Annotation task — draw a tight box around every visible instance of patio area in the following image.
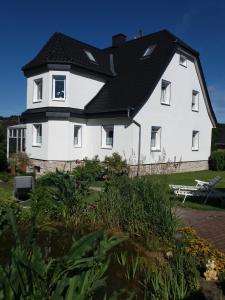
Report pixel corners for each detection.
[178,207,225,252]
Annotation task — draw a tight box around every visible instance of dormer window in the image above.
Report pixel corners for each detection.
[179,55,187,67]
[52,75,66,100]
[142,45,156,58]
[84,50,96,62]
[33,78,42,102]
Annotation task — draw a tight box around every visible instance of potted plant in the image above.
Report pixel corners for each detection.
[9,153,18,176]
[17,152,31,173]
[9,152,31,175]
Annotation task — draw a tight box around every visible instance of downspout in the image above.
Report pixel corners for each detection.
[127,108,141,176]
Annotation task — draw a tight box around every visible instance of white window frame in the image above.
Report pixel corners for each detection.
[151,126,161,151]
[192,130,199,151]
[161,80,171,105]
[74,125,82,148]
[179,55,187,67]
[192,90,199,112]
[101,125,114,149]
[33,78,43,102]
[52,75,66,101]
[33,124,42,147]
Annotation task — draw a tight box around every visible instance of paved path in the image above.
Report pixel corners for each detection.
[177,207,225,252]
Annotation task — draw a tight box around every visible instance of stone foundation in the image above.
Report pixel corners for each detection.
[30,159,82,175]
[30,158,209,177]
[129,160,209,177]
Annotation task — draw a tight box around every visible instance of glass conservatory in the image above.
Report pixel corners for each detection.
[7,124,26,159]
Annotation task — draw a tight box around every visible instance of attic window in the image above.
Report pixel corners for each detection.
[84,50,96,62]
[180,55,187,67]
[142,45,156,58]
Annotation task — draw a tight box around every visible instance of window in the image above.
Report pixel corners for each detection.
[161,80,171,105]
[142,45,156,58]
[192,131,199,151]
[74,125,82,147]
[33,79,42,102]
[151,126,161,151]
[33,124,42,146]
[192,90,199,111]
[84,50,96,62]
[102,125,114,148]
[52,75,66,100]
[179,55,187,67]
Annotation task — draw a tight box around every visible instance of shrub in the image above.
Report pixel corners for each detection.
[0,211,124,300]
[73,156,104,189]
[30,185,62,221]
[0,190,30,229]
[94,176,178,240]
[32,170,82,219]
[103,152,129,177]
[0,172,11,183]
[209,150,225,170]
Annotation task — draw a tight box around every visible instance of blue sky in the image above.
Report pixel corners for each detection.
[1,0,225,122]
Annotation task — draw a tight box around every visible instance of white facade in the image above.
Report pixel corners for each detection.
[24,52,214,169]
[27,70,105,110]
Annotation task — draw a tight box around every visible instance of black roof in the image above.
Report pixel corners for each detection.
[22,30,216,126]
[22,32,113,77]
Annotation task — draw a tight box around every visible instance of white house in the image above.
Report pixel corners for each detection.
[16,30,216,175]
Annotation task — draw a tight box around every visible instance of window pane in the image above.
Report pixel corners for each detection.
[22,138,26,151]
[151,131,156,147]
[192,131,199,149]
[74,126,81,145]
[106,129,113,146]
[103,126,113,147]
[151,127,161,150]
[55,80,65,98]
[37,80,42,99]
[35,125,42,145]
[13,129,17,137]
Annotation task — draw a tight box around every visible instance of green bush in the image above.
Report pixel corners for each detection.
[103,152,129,177]
[0,211,124,300]
[73,156,105,189]
[0,172,11,183]
[31,170,82,219]
[0,190,30,229]
[94,176,178,240]
[209,150,225,170]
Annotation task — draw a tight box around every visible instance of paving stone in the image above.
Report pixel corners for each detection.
[177,207,225,252]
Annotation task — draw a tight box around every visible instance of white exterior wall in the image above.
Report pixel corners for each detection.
[27,70,105,109]
[134,52,213,164]
[26,118,136,162]
[25,52,214,166]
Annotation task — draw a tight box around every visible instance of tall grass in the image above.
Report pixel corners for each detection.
[94,176,179,241]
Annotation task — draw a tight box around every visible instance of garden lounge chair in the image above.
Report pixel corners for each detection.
[169,176,224,203]
[13,176,34,201]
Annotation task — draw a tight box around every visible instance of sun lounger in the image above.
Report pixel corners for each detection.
[169,176,224,203]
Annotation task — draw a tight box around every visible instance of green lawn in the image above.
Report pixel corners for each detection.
[150,170,225,210]
[151,170,225,188]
